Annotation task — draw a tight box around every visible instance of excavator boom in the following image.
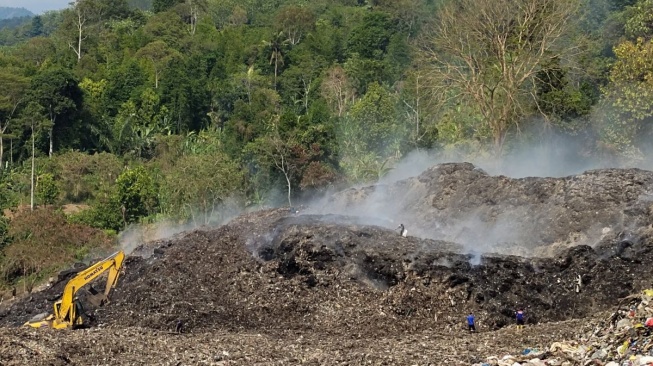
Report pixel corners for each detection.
[25,250,125,329]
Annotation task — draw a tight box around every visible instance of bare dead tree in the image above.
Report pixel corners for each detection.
[185,0,208,36]
[321,66,357,117]
[419,0,581,155]
[68,0,90,62]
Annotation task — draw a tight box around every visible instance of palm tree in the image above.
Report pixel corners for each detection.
[263,32,290,90]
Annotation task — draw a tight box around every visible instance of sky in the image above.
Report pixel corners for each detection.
[0,0,71,14]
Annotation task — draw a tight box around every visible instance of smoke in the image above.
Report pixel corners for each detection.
[117,197,248,257]
[115,116,653,262]
[302,122,653,260]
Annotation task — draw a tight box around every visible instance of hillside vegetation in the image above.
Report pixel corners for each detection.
[0,7,33,21]
[0,0,652,291]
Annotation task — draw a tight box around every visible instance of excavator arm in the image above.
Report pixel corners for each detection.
[26,250,125,329]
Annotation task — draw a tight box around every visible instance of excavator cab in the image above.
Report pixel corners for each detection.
[24,250,125,330]
[26,298,86,329]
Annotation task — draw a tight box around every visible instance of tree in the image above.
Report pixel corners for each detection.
[263,31,290,89]
[143,11,187,48]
[274,6,315,45]
[136,40,182,88]
[349,82,401,156]
[29,16,43,37]
[320,65,356,117]
[29,69,82,157]
[20,102,51,211]
[419,0,581,154]
[115,166,158,225]
[36,173,60,205]
[624,0,653,40]
[600,37,653,152]
[279,55,324,113]
[374,0,429,39]
[247,119,312,206]
[346,11,394,59]
[57,0,129,60]
[182,0,208,36]
[0,73,29,169]
[399,68,434,148]
[113,89,171,158]
[160,151,244,225]
[65,0,94,62]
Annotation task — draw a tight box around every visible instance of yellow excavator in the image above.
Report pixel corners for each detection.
[24,250,125,329]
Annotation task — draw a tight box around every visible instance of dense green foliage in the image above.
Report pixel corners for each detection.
[0,0,652,292]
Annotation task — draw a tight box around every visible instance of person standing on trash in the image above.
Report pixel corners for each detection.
[515,308,525,329]
[397,224,408,237]
[467,312,476,333]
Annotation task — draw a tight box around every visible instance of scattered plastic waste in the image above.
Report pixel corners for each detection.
[473,289,653,366]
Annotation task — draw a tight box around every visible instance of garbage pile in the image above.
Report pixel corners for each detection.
[474,290,653,366]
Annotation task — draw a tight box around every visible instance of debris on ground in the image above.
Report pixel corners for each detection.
[474,289,653,366]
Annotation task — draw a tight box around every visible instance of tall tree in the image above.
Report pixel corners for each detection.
[263,32,290,90]
[346,11,394,59]
[274,6,315,45]
[136,40,182,89]
[320,65,356,117]
[0,73,29,169]
[419,0,581,153]
[58,0,130,62]
[29,69,83,157]
[247,119,312,206]
[20,102,51,210]
[65,0,93,62]
[182,0,208,36]
[28,16,43,37]
[601,37,653,152]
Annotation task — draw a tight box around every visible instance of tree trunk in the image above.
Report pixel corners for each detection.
[30,125,35,211]
[77,20,82,62]
[285,171,292,207]
[49,127,53,158]
[274,57,278,91]
[75,8,83,62]
[0,136,4,170]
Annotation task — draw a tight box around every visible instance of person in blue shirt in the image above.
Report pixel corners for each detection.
[467,312,476,332]
[516,308,525,328]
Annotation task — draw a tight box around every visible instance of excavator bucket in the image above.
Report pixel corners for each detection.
[24,312,53,328]
[85,285,108,307]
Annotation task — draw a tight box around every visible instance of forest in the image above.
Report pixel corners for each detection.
[0,0,651,292]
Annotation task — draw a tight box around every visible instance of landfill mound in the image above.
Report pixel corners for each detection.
[2,162,653,365]
[322,163,653,256]
[99,210,653,333]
